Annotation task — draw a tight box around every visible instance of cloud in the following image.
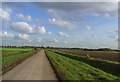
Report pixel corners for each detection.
[93,34,97,38]
[86,25,91,30]
[16,13,42,23]
[54,38,58,43]
[36,38,43,43]
[35,2,117,15]
[37,26,46,34]
[49,18,77,29]
[4,7,12,13]
[11,22,51,35]
[58,32,69,37]
[16,13,32,22]
[109,35,118,40]
[108,30,118,40]
[64,40,68,44]
[11,22,34,34]
[36,26,52,34]
[48,9,65,19]
[104,13,110,18]
[48,31,52,35]
[93,13,100,16]
[36,2,117,30]
[0,31,14,38]
[93,13,110,18]
[14,34,29,40]
[0,8,10,21]
[0,31,30,43]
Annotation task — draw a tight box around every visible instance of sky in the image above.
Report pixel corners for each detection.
[0,2,118,49]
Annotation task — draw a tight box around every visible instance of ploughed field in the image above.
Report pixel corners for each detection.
[53,49,120,62]
[45,49,120,80]
[1,48,37,71]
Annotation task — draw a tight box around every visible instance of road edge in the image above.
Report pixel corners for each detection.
[44,50,64,81]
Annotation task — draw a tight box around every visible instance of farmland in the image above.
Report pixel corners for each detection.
[45,50,120,80]
[1,48,37,72]
[53,49,120,76]
[1,47,120,80]
[53,49,120,62]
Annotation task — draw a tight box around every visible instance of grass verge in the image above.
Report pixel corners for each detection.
[2,48,38,73]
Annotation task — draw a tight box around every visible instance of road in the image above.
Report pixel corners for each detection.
[2,50,57,80]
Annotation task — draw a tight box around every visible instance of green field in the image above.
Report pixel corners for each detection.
[2,48,37,71]
[45,50,120,80]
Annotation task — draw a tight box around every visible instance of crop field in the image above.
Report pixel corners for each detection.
[53,50,120,76]
[53,49,120,62]
[1,48,37,71]
[45,50,120,80]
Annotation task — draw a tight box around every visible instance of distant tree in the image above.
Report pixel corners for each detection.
[46,46,50,49]
[34,47,37,50]
[97,48,111,51]
[41,46,44,49]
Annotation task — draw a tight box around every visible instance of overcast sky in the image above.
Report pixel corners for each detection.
[0,2,118,49]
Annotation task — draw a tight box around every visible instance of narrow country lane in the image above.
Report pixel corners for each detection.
[2,50,57,80]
